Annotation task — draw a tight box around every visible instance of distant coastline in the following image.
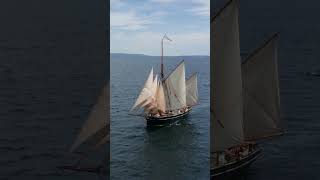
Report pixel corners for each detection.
[110,53,209,58]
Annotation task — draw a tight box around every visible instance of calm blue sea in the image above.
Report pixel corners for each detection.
[111,54,210,180]
[1,0,320,179]
[0,1,106,179]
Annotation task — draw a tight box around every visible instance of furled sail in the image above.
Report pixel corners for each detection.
[242,34,283,141]
[186,73,198,106]
[163,61,186,110]
[131,68,155,111]
[70,85,108,152]
[211,0,244,152]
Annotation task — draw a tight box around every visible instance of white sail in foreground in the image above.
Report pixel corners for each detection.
[186,73,198,106]
[164,61,186,110]
[70,85,108,152]
[131,68,155,111]
[211,0,244,152]
[242,34,282,141]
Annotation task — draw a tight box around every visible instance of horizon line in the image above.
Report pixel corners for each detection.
[110,52,210,57]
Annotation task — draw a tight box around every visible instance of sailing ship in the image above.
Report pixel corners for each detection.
[130,35,199,127]
[211,0,284,178]
[58,85,109,175]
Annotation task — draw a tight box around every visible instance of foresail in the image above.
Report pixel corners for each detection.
[152,74,158,96]
[186,73,198,106]
[163,61,186,110]
[242,34,282,141]
[70,85,108,152]
[130,68,154,111]
[211,0,244,152]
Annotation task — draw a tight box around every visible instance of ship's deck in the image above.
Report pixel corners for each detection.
[211,143,262,178]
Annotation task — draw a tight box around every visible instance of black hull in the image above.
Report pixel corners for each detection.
[146,108,191,127]
[211,147,262,179]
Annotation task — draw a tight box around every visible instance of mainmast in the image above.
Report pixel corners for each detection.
[161,34,172,79]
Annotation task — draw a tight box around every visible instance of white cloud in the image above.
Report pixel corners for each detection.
[111,31,209,56]
[151,0,176,3]
[110,11,153,30]
[110,0,209,55]
[111,8,166,31]
[189,0,210,17]
[110,0,125,9]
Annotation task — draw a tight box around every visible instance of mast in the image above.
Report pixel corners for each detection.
[161,34,172,79]
[161,37,164,79]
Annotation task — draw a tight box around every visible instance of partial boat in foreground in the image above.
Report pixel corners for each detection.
[130,35,198,127]
[211,0,284,178]
[58,85,109,175]
[211,143,262,178]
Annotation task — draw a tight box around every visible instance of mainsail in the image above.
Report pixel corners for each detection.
[70,85,108,152]
[186,73,198,106]
[211,0,244,152]
[242,34,283,141]
[156,81,166,112]
[163,61,187,110]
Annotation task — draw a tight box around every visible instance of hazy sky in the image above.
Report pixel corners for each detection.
[110,0,209,56]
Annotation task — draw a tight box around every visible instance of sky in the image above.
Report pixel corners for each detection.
[110,0,210,56]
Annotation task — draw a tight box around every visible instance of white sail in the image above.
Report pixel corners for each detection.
[144,101,157,113]
[152,74,158,96]
[186,73,198,106]
[70,85,108,152]
[156,82,166,112]
[211,0,244,152]
[163,61,186,110]
[131,68,154,111]
[242,34,282,141]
